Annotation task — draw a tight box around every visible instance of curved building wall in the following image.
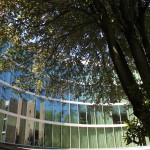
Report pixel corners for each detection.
[0,71,149,148]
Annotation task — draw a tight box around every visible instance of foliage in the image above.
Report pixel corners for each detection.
[0,0,150,145]
[124,118,147,146]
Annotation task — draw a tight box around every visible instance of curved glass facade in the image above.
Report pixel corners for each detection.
[0,71,149,149]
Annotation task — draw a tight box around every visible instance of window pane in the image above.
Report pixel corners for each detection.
[70,104,78,123]
[80,127,88,148]
[53,101,61,122]
[119,106,128,123]
[95,106,104,124]
[45,100,53,121]
[44,124,52,147]
[62,103,69,123]
[71,127,79,148]
[105,128,115,148]
[79,105,86,124]
[5,115,17,143]
[103,106,113,124]
[112,106,120,124]
[53,125,61,147]
[97,128,106,148]
[62,126,70,148]
[87,106,95,124]
[88,128,97,148]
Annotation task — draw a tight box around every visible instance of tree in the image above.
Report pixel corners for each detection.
[0,0,150,145]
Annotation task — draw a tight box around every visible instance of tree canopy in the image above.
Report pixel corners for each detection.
[0,0,150,145]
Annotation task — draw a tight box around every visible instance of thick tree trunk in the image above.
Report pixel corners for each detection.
[100,12,150,137]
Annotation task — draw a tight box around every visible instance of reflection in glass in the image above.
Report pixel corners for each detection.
[112,106,120,124]
[87,106,95,124]
[79,105,86,124]
[62,103,69,123]
[71,127,79,148]
[119,106,128,123]
[5,115,17,143]
[62,126,70,148]
[105,128,115,148]
[70,104,78,123]
[88,128,97,148]
[44,124,52,147]
[97,128,106,148]
[53,101,61,122]
[95,106,104,124]
[53,125,61,147]
[80,127,88,148]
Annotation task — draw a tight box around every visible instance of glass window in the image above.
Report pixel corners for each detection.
[70,104,78,123]
[53,101,61,122]
[15,118,26,144]
[79,105,87,124]
[119,106,128,123]
[62,103,69,123]
[88,128,97,148]
[44,124,52,147]
[95,106,104,124]
[103,106,113,124]
[62,126,70,148]
[71,127,79,148]
[80,127,88,148]
[97,128,106,148]
[1,86,10,101]
[5,115,17,143]
[53,125,61,147]
[9,98,18,113]
[34,122,39,146]
[114,127,123,147]
[105,128,115,148]
[112,105,120,124]
[87,106,95,124]
[24,120,35,145]
[45,100,53,121]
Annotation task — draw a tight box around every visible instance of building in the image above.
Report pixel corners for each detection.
[0,60,150,149]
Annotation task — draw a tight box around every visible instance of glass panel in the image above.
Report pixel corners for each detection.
[3,72,12,83]
[79,105,86,124]
[114,127,123,147]
[105,128,115,148]
[112,105,120,124]
[1,86,10,101]
[62,126,70,148]
[44,124,52,147]
[53,101,61,122]
[11,88,19,102]
[80,127,88,148]
[39,101,45,146]
[88,128,97,148]
[5,115,17,143]
[24,120,35,145]
[103,106,113,124]
[9,98,18,113]
[71,127,79,148]
[53,125,61,147]
[95,106,104,124]
[120,105,128,123]
[0,112,4,141]
[87,106,95,124]
[62,103,69,123]
[45,100,53,121]
[34,122,39,146]
[15,118,26,144]
[70,104,78,123]
[127,105,135,120]
[97,128,106,148]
